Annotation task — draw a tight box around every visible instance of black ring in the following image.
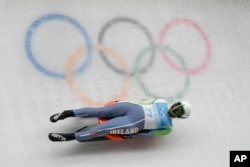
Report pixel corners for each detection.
[98,17,156,76]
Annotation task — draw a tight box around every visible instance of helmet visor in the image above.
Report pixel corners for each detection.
[169,102,185,118]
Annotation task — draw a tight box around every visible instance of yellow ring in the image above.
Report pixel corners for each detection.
[66,44,131,106]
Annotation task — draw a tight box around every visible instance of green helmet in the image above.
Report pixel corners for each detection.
[169,101,191,118]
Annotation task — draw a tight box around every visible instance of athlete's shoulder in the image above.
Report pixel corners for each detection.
[153,98,169,113]
[119,98,168,105]
[153,98,168,104]
[127,99,154,105]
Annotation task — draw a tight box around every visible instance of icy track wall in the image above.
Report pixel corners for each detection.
[23,13,211,107]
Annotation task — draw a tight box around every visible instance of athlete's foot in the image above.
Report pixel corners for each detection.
[50,110,74,123]
[48,133,75,142]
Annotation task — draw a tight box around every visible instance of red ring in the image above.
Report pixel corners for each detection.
[159,18,211,74]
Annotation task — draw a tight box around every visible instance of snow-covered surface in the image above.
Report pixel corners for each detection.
[1,0,250,166]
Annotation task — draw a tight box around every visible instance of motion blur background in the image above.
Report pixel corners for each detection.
[0,0,250,166]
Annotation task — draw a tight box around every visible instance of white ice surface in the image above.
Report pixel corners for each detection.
[0,0,250,167]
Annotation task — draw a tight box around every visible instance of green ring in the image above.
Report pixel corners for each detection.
[134,45,190,102]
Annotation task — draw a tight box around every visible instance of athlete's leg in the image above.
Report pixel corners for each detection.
[73,102,139,118]
[50,102,142,122]
[75,114,145,141]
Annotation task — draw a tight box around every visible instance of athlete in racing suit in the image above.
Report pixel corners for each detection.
[49,99,191,142]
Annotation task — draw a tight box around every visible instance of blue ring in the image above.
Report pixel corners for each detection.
[24,14,92,79]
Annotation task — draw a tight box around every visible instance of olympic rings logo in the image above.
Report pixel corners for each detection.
[24,14,212,106]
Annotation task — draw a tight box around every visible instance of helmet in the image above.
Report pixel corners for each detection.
[169,101,191,119]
